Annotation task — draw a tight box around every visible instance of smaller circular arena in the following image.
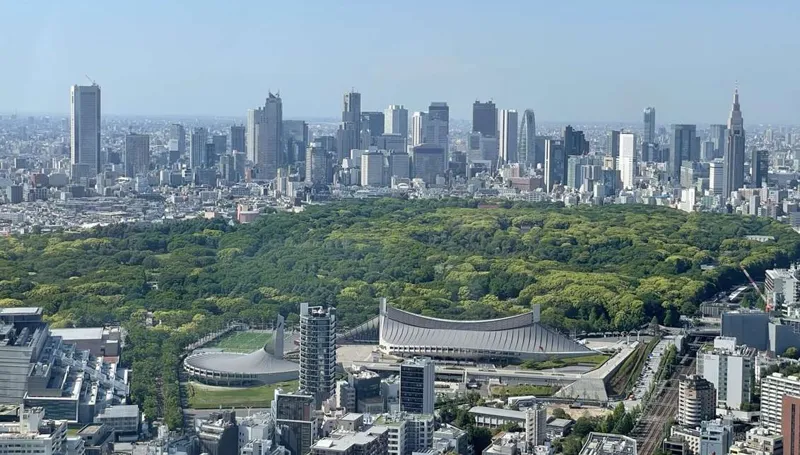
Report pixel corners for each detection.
[184,347,298,387]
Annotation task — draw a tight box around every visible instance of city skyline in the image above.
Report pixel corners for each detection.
[2,1,800,124]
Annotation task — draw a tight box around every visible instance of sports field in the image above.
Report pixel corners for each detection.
[188,380,298,409]
[207,331,273,353]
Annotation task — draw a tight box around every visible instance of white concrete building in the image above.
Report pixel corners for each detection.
[0,408,80,455]
[384,105,409,141]
[411,112,427,147]
[524,403,547,447]
[360,152,386,187]
[499,109,519,164]
[761,372,800,434]
[697,337,755,411]
[373,413,434,455]
[728,427,783,455]
[618,132,636,189]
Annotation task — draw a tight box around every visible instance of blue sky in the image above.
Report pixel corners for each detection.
[1,0,799,124]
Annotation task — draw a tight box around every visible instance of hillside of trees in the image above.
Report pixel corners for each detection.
[0,198,797,426]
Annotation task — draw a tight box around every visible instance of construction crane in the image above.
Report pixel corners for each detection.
[740,264,772,312]
[85,74,97,86]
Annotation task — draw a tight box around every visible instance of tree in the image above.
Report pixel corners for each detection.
[551,408,570,420]
[468,427,493,455]
[784,347,800,360]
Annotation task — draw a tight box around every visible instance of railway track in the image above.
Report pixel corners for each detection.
[631,357,696,455]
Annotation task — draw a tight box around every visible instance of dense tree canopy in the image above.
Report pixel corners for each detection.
[0,198,797,425]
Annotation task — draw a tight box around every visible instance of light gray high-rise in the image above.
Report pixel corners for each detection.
[498,109,518,164]
[670,124,697,182]
[299,303,337,404]
[411,111,427,146]
[723,90,746,201]
[710,124,727,159]
[384,105,408,141]
[70,84,102,178]
[305,142,329,185]
[190,127,207,169]
[338,91,362,159]
[124,133,150,177]
[247,93,283,179]
[517,109,537,167]
[170,124,186,154]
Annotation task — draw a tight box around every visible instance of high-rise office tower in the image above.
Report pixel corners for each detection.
[677,375,717,428]
[190,127,208,169]
[361,111,385,137]
[607,130,620,158]
[384,105,408,141]
[472,100,497,137]
[517,109,537,167]
[247,93,283,179]
[170,124,186,155]
[697,337,755,410]
[618,132,636,189]
[427,102,449,156]
[283,120,308,164]
[299,303,336,404]
[709,160,724,195]
[411,112,427,146]
[412,144,446,185]
[230,125,245,155]
[498,109,518,164]
[272,390,316,455]
[361,152,386,187]
[124,133,150,178]
[343,91,362,132]
[670,124,697,182]
[643,107,656,144]
[212,134,227,159]
[305,142,329,185]
[544,139,566,191]
[723,89,746,200]
[710,124,727,159]
[387,152,411,180]
[751,149,768,188]
[70,84,102,178]
[400,357,434,415]
[563,125,588,156]
[337,91,362,160]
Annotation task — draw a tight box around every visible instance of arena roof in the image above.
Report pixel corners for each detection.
[185,348,298,376]
[341,300,593,360]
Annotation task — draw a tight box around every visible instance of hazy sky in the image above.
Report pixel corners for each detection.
[2,0,799,124]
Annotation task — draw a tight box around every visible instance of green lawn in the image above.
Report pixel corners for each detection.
[490,384,560,398]
[188,380,298,409]
[206,331,273,353]
[521,353,611,370]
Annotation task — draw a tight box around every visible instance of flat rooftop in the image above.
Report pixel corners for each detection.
[468,406,525,420]
[0,307,42,316]
[50,327,104,340]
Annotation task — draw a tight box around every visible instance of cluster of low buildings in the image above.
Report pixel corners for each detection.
[0,307,143,454]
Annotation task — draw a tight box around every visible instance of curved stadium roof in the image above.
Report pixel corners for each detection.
[184,347,298,385]
[342,301,593,361]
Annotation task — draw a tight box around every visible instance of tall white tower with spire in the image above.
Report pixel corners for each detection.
[722,89,745,202]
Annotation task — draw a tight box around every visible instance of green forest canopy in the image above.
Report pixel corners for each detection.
[2,198,798,426]
[0,198,797,333]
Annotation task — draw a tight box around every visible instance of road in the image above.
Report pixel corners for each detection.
[631,356,696,455]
